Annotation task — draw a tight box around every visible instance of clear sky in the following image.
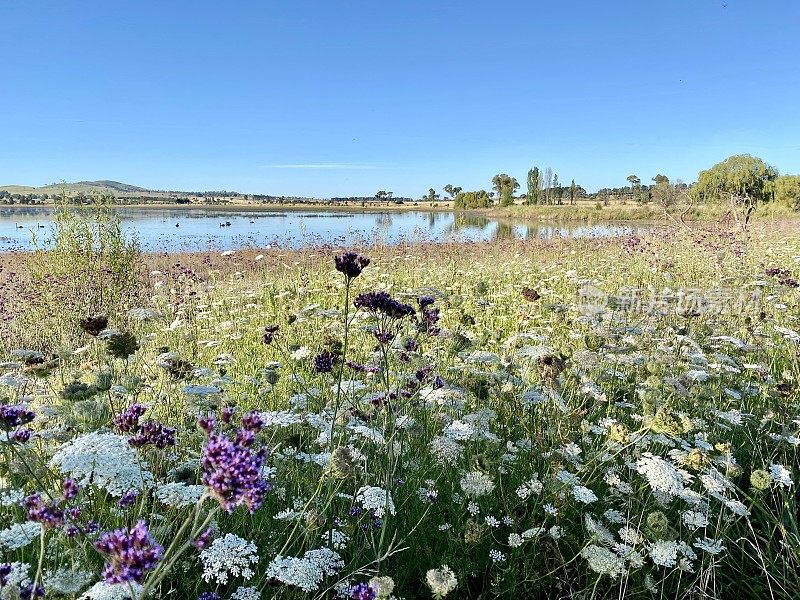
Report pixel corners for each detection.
[1,1,798,197]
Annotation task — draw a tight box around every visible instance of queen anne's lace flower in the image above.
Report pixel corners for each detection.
[769,463,793,487]
[459,471,495,498]
[43,568,94,595]
[49,432,154,497]
[200,534,259,584]
[426,565,457,598]
[581,544,626,578]
[355,486,396,517]
[80,581,144,599]
[265,548,344,593]
[636,453,688,497]
[0,521,41,550]
[155,483,205,507]
[649,540,679,567]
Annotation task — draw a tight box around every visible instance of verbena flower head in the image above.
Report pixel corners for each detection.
[335,252,370,279]
[354,291,415,319]
[313,350,335,374]
[200,416,270,513]
[23,493,65,529]
[94,520,164,584]
[262,325,279,345]
[0,404,35,430]
[128,421,177,449]
[349,582,377,600]
[114,404,148,433]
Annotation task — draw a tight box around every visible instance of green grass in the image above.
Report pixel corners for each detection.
[0,220,798,599]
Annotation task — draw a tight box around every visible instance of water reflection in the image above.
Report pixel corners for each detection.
[0,206,655,252]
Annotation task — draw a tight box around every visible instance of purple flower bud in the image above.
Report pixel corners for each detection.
[114,404,147,433]
[220,406,236,424]
[262,325,279,345]
[313,350,334,374]
[241,411,265,434]
[194,528,213,551]
[0,404,35,430]
[349,582,377,600]
[117,490,138,509]
[24,493,65,529]
[197,414,216,435]
[62,478,80,500]
[334,252,370,279]
[12,428,31,443]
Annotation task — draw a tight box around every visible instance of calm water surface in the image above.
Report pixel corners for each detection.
[0,207,655,252]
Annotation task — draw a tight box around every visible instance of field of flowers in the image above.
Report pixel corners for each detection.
[0,221,799,599]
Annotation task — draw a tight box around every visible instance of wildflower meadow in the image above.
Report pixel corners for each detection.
[0,212,798,599]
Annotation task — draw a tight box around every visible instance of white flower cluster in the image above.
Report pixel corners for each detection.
[516,474,543,500]
[200,534,259,584]
[581,544,626,578]
[43,568,94,595]
[48,432,154,497]
[80,581,143,600]
[355,486,396,517]
[769,463,793,487]
[266,547,344,593]
[430,436,464,466]
[0,521,41,551]
[230,586,261,600]
[155,482,205,507]
[425,565,457,598]
[636,453,689,498]
[459,471,495,498]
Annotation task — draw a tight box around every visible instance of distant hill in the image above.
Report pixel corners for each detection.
[0,180,151,196]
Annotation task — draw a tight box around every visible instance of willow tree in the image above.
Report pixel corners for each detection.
[693,154,778,204]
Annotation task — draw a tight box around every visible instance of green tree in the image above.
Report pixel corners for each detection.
[425,188,440,203]
[526,167,540,205]
[692,154,778,204]
[626,174,641,202]
[491,174,519,205]
[772,174,800,209]
[453,190,491,209]
[569,179,577,205]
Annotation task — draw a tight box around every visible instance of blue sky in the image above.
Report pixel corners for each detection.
[1,1,798,197]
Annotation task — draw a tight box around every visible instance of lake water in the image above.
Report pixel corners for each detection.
[0,206,655,252]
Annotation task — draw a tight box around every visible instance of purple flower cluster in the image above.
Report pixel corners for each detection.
[24,493,65,529]
[313,350,335,373]
[335,252,370,279]
[0,403,35,442]
[354,291,415,319]
[94,520,164,584]
[417,296,441,335]
[0,563,12,586]
[20,583,45,599]
[200,412,271,513]
[114,404,148,432]
[117,489,139,509]
[349,582,377,600]
[115,403,176,449]
[128,421,177,449]
[766,267,799,288]
[262,324,280,345]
